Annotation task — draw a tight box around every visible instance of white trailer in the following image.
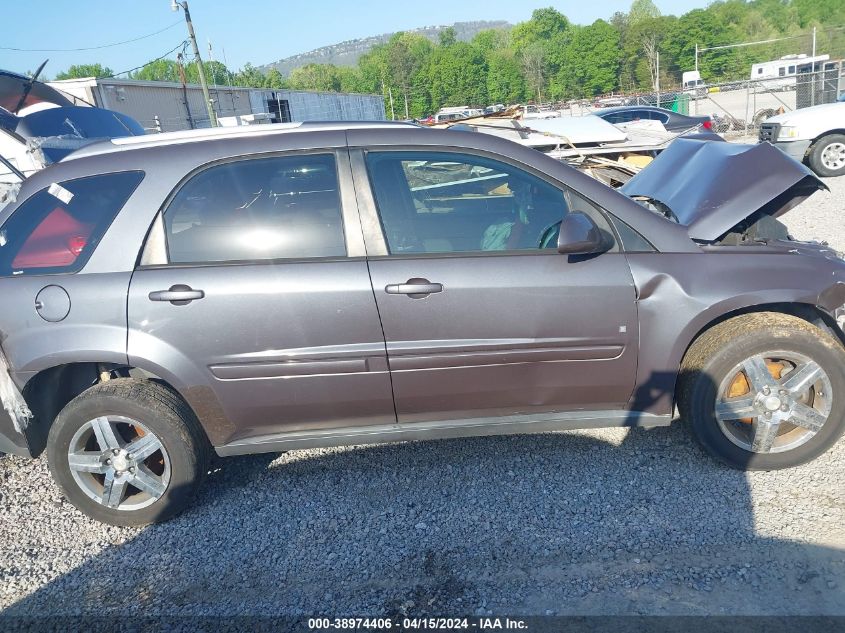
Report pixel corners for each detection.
[751,54,830,90]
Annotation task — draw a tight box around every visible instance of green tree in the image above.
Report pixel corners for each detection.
[628,0,662,91]
[438,27,457,47]
[130,59,180,82]
[426,42,488,109]
[384,33,433,119]
[486,49,525,104]
[234,63,266,88]
[510,8,572,101]
[471,28,510,54]
[629,0,660,23]
[184,61,229,86]
[288,64,342,92]
[520,42,546,102]
[263,68,286,89]
[55,63,113,80]
[558,20,620,98]
[510,7,570,52]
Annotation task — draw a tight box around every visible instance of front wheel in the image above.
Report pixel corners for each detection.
[679,313,845,470]
[808,134,845,177]
[46,379,210,526]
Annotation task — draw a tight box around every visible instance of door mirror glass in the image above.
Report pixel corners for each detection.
[557,212,607,255]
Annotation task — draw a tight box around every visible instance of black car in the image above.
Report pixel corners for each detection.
[595,106,712,132]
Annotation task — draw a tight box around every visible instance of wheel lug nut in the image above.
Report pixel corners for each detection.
[112,449,120,456]
[780,404,789,412]
[763,386,770,395]
[106,459,112,465]
[765,411,772,419]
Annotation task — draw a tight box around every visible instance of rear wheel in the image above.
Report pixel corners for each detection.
[679,313,845,470]
[47,379,210,526]
[808,134,845,177]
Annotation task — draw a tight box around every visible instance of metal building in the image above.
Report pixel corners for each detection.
[47,77,386,132]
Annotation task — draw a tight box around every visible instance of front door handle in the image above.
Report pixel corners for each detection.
[148,284,205,305]
[385,278,443,297]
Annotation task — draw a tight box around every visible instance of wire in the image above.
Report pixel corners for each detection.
[102,41,189,78]
[0,21,182,52]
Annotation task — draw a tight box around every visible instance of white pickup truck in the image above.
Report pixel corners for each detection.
[760,94,845,177]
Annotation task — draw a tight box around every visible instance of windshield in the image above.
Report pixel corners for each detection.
[16,106,144,139]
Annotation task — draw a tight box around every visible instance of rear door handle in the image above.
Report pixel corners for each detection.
[385,278,443,297]
[148,284,205,305]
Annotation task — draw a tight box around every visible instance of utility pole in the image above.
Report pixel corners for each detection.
[656,51,660,108]
[811,26,817,107]
[172,0,217,127]
[694,42,698,73]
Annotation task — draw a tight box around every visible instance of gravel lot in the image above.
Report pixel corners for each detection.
[0,176,844,620]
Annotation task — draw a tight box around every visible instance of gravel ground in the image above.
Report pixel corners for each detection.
[0,176,844,620]
[784,175,845,252]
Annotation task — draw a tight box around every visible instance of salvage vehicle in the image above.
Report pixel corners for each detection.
[0,67,145,195]
[593,106,712,133]
[760,93,845,177]
[1,122,844,526]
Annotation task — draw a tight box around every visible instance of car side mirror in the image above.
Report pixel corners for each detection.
[557,212,607,255]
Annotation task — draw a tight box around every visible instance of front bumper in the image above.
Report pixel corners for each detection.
[772,139,813,162]
[0,407,31,457]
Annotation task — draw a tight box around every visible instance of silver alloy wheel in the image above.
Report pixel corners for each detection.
[715,351,832,454]
[67,416,171,511]
[821,141,845,171]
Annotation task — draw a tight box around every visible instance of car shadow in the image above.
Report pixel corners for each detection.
[1,370,844,620]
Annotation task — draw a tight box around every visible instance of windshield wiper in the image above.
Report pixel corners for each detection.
[11,59,48,115]
[0,153,25,181]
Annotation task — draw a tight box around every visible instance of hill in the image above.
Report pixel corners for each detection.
[259,21,510,76]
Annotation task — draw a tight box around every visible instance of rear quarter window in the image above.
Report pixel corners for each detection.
[0,171,143,276]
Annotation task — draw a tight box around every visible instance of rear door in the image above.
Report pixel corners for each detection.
[354,149,639,425]
[127,150,395,447]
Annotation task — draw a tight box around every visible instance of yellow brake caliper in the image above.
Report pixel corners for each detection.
[728,361,786,423]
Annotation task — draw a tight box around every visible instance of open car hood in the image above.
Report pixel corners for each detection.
[620,137,827,241]
[0,69,72,114]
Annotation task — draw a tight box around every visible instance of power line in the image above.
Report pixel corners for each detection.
[0,21,182,52]
[102,41,189,79]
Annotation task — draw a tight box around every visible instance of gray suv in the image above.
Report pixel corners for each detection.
[1,122,844,526]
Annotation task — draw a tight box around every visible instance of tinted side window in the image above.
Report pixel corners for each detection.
[164,154,345,264]
[0,171,143,276]
[365,151,612,255]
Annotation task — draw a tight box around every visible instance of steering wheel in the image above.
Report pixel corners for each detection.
[537,220,562,249]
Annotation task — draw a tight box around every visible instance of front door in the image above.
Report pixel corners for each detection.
[127,151,395,446]
[358,150,639,424]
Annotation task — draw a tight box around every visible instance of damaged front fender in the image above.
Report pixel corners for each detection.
[0,407,30,456]
[0,343,33,456]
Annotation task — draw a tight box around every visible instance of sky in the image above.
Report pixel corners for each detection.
[0,0,709,78]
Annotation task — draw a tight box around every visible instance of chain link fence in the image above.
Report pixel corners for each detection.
[685,65,845,139]
[554,64,844,141]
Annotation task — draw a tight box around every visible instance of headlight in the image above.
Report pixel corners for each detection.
[779,126,800,139]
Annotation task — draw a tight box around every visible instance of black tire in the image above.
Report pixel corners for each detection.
[807,134,845,177]
[47,379,210,526]
[679,312,845,471]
